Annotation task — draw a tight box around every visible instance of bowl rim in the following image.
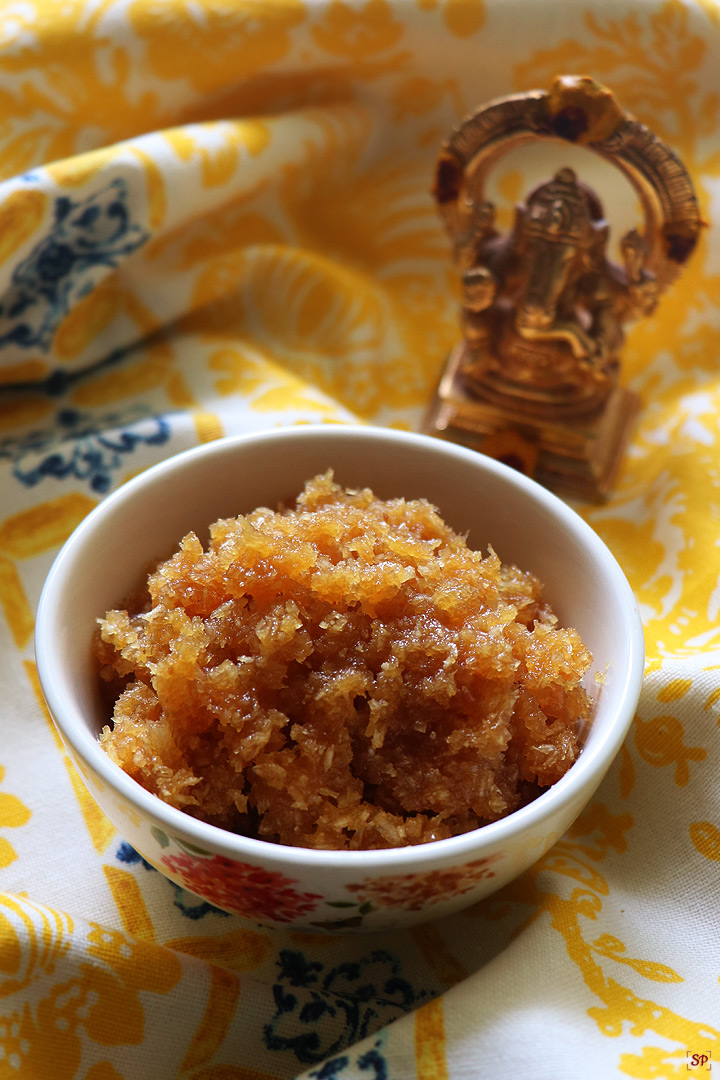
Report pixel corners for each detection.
[35,424,645,872]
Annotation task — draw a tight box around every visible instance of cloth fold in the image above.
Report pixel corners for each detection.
[2,1,720,1077]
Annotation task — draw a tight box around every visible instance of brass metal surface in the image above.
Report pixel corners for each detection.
[424,75,702,500]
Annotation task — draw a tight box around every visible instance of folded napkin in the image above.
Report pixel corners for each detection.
[1,1,719,1077]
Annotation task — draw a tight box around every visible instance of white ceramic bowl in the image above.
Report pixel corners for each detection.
[35,425,644,932]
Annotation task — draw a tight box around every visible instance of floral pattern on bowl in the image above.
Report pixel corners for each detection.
[160,849,323,923]
[345,855,501,911]
[150,826,502,928]
[151,828,323,923]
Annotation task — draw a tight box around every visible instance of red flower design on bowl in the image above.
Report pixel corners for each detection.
[160,852,323,922]
[346,855,501,911]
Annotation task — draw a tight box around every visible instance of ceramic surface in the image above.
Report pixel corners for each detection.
[35,425,645,932]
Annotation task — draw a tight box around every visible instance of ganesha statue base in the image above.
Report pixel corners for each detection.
[424,340,639,502]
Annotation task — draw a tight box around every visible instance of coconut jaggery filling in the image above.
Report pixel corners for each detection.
[97,472,592,850]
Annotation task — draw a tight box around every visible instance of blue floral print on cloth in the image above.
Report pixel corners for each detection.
[265,952,430,1066]
[0,180,147,351]
[0,407,170,491]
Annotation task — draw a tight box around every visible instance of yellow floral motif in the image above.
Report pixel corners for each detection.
[225,145,456,415]
[85,1064,125,1080]
[161,932,274,1078]
[163,120,270,189]
[147,105,456,419]
[419,0,485,38]
[104,867,157,944]
[71,344,196,411]
[279,146,448,277]
[0,895,182,1079]
[0,894,73,1002]
[151,213,284,340]
[656,679,693,702]
[165,927,273,972]
[564,802,635,861]
[52,285,199,416]
[474,853,717,1074]
[131,147,167,230]
[535,848,609,895]
[442,0,484,37]
[0,362,51,390]
[147,199,284,275]
[45,144,129,189]
[128,0,306,93]
[444,0,483,37]
[311,0,405,61]
[689,821,720,864]
[209,346,340,415]
[471,753,717,1070]
[414,996,449,1080]
[0,768,31,871]
[703,686,720,715]
[85,923,182,1041]
[206,246,396,416]
[192,410,225,445]
[25,660,116,856]
[0,555,35,653]
[585,513,672,632]
[589,934,683,983]
[390,76,465,125]
[0,188,47,268]
[0,494,97,650]
[52,278,169,365]
[618,1046,700,1078]
[0,5,169,180]
[633,714,706,786]
[179,966,241,1076]
[0,495,96,560]
[209,346,280,398]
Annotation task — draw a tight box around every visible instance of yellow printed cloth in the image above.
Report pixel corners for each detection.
[1,1,719,1077]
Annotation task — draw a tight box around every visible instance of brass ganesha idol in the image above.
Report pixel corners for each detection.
[424,75,703,500]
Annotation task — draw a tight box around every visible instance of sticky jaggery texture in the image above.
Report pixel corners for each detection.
[97,472,593,850]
